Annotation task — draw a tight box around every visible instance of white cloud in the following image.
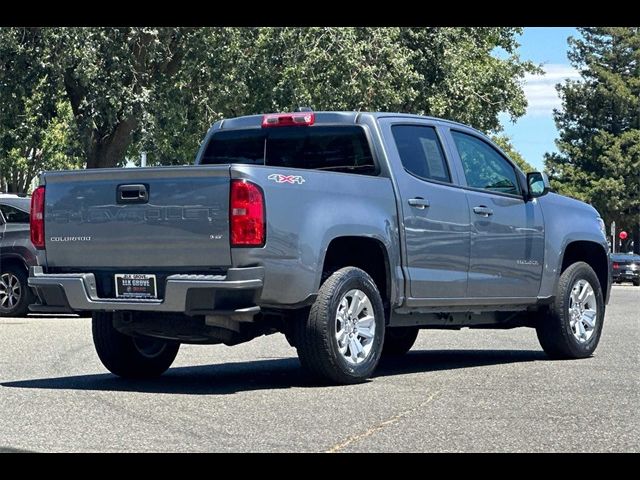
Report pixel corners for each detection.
[523,64,580,116]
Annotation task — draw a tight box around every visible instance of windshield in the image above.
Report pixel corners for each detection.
[201,126,376,175]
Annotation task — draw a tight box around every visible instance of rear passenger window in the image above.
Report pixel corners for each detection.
[391,125,450,183]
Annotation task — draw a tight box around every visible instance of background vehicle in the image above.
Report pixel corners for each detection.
[28,111,611,384]
[611,253,640,286]
[0,194,37,316]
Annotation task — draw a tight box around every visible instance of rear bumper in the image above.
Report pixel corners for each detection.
[28,266,263,315]
[612,271,639,282]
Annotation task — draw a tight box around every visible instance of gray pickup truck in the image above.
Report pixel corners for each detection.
[28,111,611,384]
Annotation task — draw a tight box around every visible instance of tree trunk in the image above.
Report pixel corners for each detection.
[85,117,138,169]
[63,68,138,170]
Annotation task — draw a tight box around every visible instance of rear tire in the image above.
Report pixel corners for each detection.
[295,267,385,385]
[382,327,419,356]
[633,279,640,287]
[0,265,35,317]
[92,312,180,378]
[536,262,605,359]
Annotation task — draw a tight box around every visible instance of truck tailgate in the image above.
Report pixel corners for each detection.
[43,166,231,269]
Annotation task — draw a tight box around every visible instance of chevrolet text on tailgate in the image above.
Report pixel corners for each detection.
[28,111,611,384]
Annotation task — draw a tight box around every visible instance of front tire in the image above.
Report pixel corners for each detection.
[295,267,385,384]
[92,312,180,378]
[536,262,605,359]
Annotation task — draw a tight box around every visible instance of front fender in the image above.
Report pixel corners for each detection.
[537,193,609,298]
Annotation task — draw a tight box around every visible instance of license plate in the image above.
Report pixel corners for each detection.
[626,270,633,275]
[115,274,157,299]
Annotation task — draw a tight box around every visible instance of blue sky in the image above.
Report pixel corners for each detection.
[499,27,581,170]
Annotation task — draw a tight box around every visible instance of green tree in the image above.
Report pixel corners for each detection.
[136,27,422,165]
[232,28,538,130]
[42,27,208,169]
[128,28,240,166]
[1,100,83,194]
[3,27,539,175]
[545,28,640,251]
[491,135,535,172]
[0,28,82,193]
[399,28,539,131]
[140,27,539,166]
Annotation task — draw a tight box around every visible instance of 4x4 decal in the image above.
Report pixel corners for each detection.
[267,173,306,184]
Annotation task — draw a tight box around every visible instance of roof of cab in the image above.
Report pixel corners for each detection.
[215,111,480,135]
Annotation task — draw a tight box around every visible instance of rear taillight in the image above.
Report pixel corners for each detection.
[262,112,315,127]
[30,185,45,249]
[230,180,265,247]
[612,263,619,269]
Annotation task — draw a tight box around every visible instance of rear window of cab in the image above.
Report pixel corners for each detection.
[201,126,376,175]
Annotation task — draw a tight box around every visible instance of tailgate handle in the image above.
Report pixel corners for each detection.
[117,184,149,204]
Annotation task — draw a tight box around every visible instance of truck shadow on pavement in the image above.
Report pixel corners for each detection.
[2,349,549,395]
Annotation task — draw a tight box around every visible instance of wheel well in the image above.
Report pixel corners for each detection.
[322,237,390,304]
[0,256,28,274]
[561,241,609,299]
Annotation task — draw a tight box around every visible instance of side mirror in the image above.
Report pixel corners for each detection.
[526,172,551,199]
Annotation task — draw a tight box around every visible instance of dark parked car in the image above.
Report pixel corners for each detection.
[0,194,37,316]
[611,253,640,286]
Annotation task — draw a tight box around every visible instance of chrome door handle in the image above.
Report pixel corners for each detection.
[408,198,430,209]
[473,206,493,217]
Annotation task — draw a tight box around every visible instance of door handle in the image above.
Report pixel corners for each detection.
[473,206,493,217]
[117,184,149,204]
[408,198,430,209]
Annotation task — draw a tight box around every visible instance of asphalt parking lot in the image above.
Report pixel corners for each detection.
[0,285,637,452]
